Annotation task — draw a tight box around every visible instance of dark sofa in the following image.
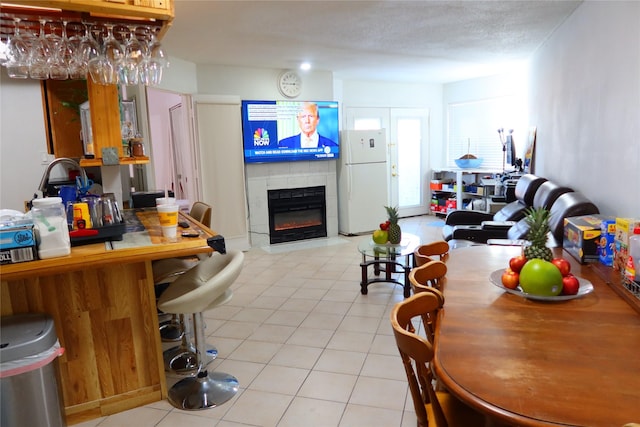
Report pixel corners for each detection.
[443,174,599,247]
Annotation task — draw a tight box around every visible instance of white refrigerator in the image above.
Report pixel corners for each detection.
[337,129,389,235]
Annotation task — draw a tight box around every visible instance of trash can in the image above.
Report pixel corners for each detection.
[1,313,66,427]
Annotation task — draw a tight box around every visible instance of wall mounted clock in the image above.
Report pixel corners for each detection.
[278,70,302,98]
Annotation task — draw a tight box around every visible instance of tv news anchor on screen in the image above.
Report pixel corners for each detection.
[278,102,338,149]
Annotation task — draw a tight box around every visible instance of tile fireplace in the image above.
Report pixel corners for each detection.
[267,186,327,244]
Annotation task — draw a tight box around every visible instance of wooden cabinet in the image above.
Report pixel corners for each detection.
[42,80,88,159]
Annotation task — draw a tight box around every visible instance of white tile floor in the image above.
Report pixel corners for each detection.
[74,215,445,427]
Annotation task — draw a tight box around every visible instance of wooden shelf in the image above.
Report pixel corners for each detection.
[80,156,149,167]
[1,0,174,22]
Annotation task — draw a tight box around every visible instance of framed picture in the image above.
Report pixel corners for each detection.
[524,126,536,173]
[120,99,138,140]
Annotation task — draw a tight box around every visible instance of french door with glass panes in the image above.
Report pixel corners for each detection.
[345,107,429,218]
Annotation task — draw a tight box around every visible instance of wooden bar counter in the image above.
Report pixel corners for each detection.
[0,209,218,425]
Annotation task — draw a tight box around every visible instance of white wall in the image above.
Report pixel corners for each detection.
[442,68,529,165]
[528,1,639,217]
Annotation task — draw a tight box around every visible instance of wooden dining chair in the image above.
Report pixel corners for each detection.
[391,292,485,427]
[414,240,450,267]
[410,260,448,292]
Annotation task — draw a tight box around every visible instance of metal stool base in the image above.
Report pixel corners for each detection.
[159,322,184,342]
[164,344,218,375]
[167,370,239,410]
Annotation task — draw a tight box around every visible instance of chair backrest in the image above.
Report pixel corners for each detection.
[493,174,547,222]
[409,260,448,292]
[531,181,573,210]
[507,191,599,245]
[414,240,450,266]
[157,250,244,314]
[391,291,447,427]
[190,201,212,228]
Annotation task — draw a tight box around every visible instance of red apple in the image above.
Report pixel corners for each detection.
[380,222,389,231]
[501,268,520,290]
[561,274,580,295]
[509,255,528,273]
[551,258,571,276]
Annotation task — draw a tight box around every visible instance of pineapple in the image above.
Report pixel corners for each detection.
[523,207,553,261]
[385,206,402,244]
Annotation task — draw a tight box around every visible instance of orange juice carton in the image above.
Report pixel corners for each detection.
[598,219,616,266]
[613,218,640,272]
[563,215,614,264]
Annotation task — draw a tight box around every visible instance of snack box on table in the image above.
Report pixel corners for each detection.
[0,221,37,264]
[613,217,640,272]
[598,219,616,267]
[563,214,614,264]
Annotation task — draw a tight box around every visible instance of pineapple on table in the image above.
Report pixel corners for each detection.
[523,207,553,261]
[384,206,402,244]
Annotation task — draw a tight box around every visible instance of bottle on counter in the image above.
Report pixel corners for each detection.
[627,226,640,282]
[31,197,71,259]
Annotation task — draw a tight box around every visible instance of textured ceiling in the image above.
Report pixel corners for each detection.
[162,0,582,83]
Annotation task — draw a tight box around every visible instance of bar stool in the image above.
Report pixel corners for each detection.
[154,200,213,342]
[157,250,244,410]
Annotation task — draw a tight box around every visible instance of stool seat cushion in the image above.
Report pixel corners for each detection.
[158,251,244,315]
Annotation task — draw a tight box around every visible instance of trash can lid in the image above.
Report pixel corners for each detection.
[0,313,57,363]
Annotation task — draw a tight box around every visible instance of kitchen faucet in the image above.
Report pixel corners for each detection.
[37,157,89,197]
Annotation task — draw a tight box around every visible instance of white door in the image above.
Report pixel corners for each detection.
[345,107,429,218]
[389,108,429,217]
[192,95,250,251]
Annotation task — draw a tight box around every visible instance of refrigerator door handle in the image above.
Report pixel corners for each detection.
[347,165,353,201]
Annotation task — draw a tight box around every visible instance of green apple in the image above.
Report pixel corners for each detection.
[372,229,388,244]
[518,259,563,296]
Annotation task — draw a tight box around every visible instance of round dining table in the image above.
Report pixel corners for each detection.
[433,244,640,427]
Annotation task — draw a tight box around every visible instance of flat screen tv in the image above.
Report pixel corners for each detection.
[241,100,340,164]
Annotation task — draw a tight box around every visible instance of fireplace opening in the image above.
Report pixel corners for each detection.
[268,186,327,244]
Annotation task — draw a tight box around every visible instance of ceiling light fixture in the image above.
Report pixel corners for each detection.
[300,62,311,71]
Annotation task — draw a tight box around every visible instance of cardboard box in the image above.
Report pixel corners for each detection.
[598,219,616,266]
[613,217,640,272]
[0,222,37,264]
[563,215,614,264]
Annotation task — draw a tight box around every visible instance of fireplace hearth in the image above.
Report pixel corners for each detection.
[268,186,327,244]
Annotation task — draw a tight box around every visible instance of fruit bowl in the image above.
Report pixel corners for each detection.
[454,158,483,168]
[489,269,594,301]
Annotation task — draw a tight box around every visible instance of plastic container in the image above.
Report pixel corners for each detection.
[628,226,640,282]
[0,313,66,427]
[31,197,71,259]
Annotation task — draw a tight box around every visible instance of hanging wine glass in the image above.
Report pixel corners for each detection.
[48,20,70,80]
[5,18,30,79]
[67,22,86,79]
[29,18,51,80]
[121,25,143,85]
[101,23,124,84]
[82,23,103,83]
[140,26,168,86]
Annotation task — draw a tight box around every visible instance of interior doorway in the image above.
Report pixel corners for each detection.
[145,87,199,206]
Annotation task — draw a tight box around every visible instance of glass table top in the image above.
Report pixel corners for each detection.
[357,232,420,258]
